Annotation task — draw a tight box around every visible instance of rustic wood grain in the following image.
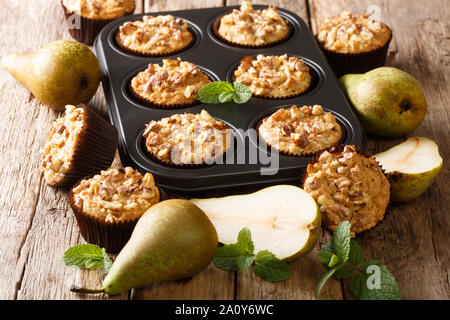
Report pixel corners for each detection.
[309,0,450,299]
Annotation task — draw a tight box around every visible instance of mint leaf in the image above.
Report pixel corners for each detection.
[63,244,106,270]
[328,254,340,268]
[348,240,364,267]
[333,265,354,279]
[102,248,113,274]
[316,265,341,298]
[237,227,254,254]
[236,255,256,270]
[318,250,334,265]
[253,250,292,282]
[218,91,234,103]
[233,82,252,104]
[350,260,401,300]
[332,221,351,262]
[213,244,246,271]
[197,81,234,104]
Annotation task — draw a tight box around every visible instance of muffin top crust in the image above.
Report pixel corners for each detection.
[62,0,136,20]
[217,1,290,46]
[143,110,231,165]
[316,11,391,54]
[130,58,211,106]
[258,105,342,156]
[41,105,86,186]
[303,145,390,235]
[116,15,193,55]
[233,54,311,98]
[71,167,160,223]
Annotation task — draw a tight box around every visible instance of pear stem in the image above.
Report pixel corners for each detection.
[70,284,105,294]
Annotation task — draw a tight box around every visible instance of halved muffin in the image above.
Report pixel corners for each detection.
[215,1,290,47]
[116,15,193,56]
[303,145,390,236]
[258,105,342,156]
[233,54,311,98]
[41,104,117,189]
[143,110,232,166]
[69,167,160,253]
[130,58,211,107]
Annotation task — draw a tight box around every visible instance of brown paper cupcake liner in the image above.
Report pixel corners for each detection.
[115,30,195,57]
[49,105,118,189]
[255,118,345,158]
[128,83,198,109]
[61,1,135,46]
[320,30,392,77]
[212,14,292,48]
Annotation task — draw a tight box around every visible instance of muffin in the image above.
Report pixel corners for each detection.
[41,104,118,189]
[130,58,211,107]
[116,15,194,56]
[61,0,136,45]
[258,105,342,156]
[316,11,392,76]
[69,167,160,253]
[233,54,311,98]
[303,145,390,236]
[214,1,290,47]
[143,110,232,166]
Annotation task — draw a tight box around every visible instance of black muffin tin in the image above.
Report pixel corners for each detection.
[94,5,366,193]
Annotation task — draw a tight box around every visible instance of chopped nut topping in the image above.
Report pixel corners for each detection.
[63,0,136,20]
[258,105,342,156]
[71,167,160,223]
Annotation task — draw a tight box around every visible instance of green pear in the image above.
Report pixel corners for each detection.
[375,137,442,202]
[1,40,100,110]
[191,185,321,262]
[339,67,427,137]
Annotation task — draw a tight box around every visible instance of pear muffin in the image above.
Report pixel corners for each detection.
[233,54,311,98]
[69,167,160,253]
[61,0,136,45]
[143,110,232,166]
[258,105,342,156]
[214,1,290,47]
[316,11,392,76]
[116,15,194,56]
[130,58,211,107]
[303,145,390,236]
[41,104,118,189]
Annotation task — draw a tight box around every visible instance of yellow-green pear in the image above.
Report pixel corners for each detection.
[1,40,100,110]
[191,185,321,262]
[375,137,442,202]
[339,67,427,137]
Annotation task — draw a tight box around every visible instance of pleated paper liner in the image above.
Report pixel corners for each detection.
[212,14,293,48]
[255,115,346,158]
[115,28,195,57]
[320,30,392,77]
[47,104,118,189]
[61,1,135,46]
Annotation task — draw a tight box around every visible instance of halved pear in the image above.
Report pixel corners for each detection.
[375,137,442,202]
[190,185,321,261]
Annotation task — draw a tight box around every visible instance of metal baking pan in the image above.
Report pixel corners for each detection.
[94,5,366,193]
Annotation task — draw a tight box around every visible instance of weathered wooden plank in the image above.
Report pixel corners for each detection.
[309,0,449,299]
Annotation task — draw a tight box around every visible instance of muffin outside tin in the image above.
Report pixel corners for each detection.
[94,5,366,193]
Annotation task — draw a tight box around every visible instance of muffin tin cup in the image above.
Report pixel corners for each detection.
[94,5,367,193]
[320,31,392,77]
[61,1,135,46]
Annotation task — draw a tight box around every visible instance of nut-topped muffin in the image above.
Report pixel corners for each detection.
[69,167,160,252]
[215,1,290,47]
[61,0,136,45]
[258,105,342,156]
[130,58,211,107]
[116,15,194,56]
[316,11,392,75]
[233,54,311,98]
[143,110,232,166]
[303,145,390,236]
[41,104,118,189]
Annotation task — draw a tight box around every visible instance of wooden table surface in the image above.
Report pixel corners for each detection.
[0,0,448,300]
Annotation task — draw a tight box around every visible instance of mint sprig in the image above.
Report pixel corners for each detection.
[63,244,112,274]
[316,221,401,300]
[197,81,252,104]
[213,228,292,282]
